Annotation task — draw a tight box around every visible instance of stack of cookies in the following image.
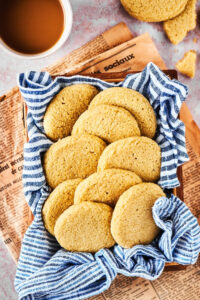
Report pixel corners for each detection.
[42,84,165,252]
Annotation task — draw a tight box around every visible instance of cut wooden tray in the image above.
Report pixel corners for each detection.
[22,70,185,271]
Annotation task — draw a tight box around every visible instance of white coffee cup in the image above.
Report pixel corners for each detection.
[0,0,73,59]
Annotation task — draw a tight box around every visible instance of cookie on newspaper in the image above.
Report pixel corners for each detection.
[74,169,142,206]
[43,134,106,188]
[111,183,165,248]
[89,87,156,138]
[43,84,98,141]
[54,202,115,252]
[42,179,82,235]
[98,137,161,182]
[72,104,140,143]
[120,0,189,22]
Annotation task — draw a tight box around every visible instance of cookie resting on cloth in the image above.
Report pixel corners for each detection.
[111,183,165,248]
[72,104,140,143]
[98,136,161,182]
[42,179,82,235]
[44,84,98,141]
[43,134,106,188]
[89,87,156,138]
[74,169,142,206]
[54,202,115,252]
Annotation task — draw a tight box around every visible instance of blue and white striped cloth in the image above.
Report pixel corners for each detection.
[15,63,200,300]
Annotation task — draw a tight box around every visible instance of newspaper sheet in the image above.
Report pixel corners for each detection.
[0,88,33,261]
[0,22,199,300]
[46,22,133,75]
[61,33,166,75]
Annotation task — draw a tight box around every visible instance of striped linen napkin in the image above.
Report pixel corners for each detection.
[15,63,200,300]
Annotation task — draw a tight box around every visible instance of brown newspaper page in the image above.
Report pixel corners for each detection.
[46,22,133,75]
[0,88,33,261]
[91,275,160,300]
[181,103,200,224]
[95,263,200,300]
[61,33,166,75]
[0,22,133,261]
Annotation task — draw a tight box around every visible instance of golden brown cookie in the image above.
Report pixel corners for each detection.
[74,169,142,206]
[42,179,82,235]
[89,87,156,138]
[164,0,196,45]
[54,202,115,252]
[176,50,197,78]
[111,183,165,248]
[43,84,98,141]
[72,104,140,143]
[98,137,161,182]
[120,0,189,22]
[43,134,106,188]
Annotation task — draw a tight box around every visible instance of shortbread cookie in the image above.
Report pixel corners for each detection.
[43,84,98,141]
[54,202,115,252]
[72,104,140,143]
[164,0,196,45]
[43,134,106,188]
[89,87,156,138]
[42,179,82,235]
[111,183,165,248]
[120,0,188,22]
[74,169,142,206]
[176,50,197,78]
[98,137,161,182]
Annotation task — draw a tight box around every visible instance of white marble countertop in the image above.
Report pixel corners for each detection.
[0,1,199,299]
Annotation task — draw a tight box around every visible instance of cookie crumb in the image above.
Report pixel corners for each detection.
[176,50,197,78]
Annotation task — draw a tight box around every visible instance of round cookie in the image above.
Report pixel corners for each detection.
[120,0,189,22]
[43,84,98,141]
[98,137,161,182]
[74,169,142,206]
[42,179,82,235]
[72,104,140,143]
[43,134,106,188]
[89,87,156,138]
[54,202,115,252]
[111,183,165,248]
